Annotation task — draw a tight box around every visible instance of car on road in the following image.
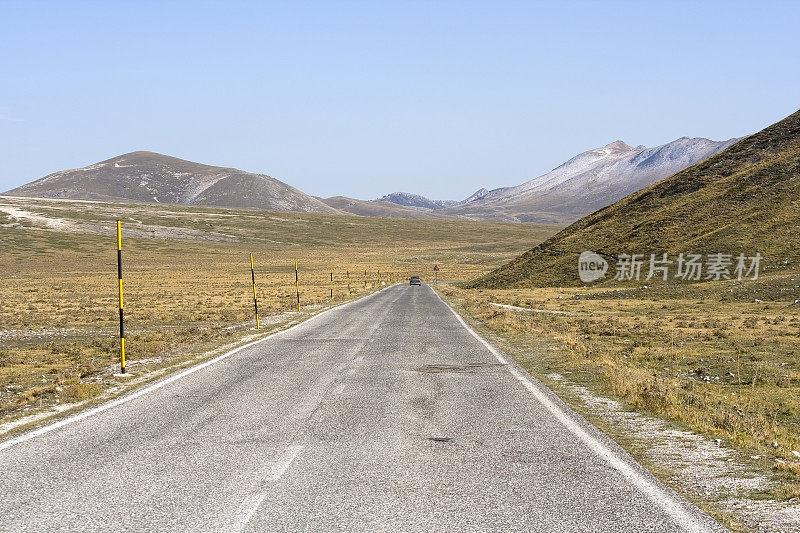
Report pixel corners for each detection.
[409,275,421,286]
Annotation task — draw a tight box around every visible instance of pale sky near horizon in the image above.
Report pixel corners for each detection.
[1,1,798,200]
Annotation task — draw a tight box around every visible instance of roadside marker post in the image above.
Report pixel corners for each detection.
[295,259,300,310]
[434,264,439,284]
[330,266,334,301]
[347,267,351,296]
[364,268,367,289]
[116,220,126,374]
[250,253,260,329]
[377,268,381,285]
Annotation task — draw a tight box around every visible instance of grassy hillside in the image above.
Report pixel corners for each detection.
[469,109,800,291]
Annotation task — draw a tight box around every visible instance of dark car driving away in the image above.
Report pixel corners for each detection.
[409,276,421,286]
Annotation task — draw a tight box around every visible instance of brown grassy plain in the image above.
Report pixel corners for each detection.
[438,279,800,503]
[0,196,558,427]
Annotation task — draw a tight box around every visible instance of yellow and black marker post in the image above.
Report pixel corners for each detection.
[347,266,351,296]
[364,268,367,289]
[330,266,334,301]
[250,253,260,329]
[294,259,300,310]
[116,220,126,374]
[377,268,381,285]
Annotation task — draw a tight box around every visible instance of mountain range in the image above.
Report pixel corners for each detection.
[3,136,740,223]
[469,109,800,288]
[438,136,739,223]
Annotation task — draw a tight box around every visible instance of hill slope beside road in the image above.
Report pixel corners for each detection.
[0,284,723,532]
[470,109,800,288]
[4,151,340,214]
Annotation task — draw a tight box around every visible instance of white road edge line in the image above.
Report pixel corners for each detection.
[0,285,398,452]
[429,286,712,533]
[228,444,305,533]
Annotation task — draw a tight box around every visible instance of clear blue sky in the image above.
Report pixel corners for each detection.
[1,1,798,200]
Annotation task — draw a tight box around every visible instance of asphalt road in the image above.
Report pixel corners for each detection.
[0,284,725,532]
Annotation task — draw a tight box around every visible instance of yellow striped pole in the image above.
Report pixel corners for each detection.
[364,268,367,288]
[377,268,380,285]
[294,259,300,310]
[116,220,126,374]
[250,253,260,329]
[330,265,334,301]
[347,266,351,296]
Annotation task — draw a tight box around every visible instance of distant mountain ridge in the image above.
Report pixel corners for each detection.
[441,136,740,223]
[4,135,742,222]
[375,192,457,210]
[462,188,490,203]
[4,151,339,214]
[320,196,452,219]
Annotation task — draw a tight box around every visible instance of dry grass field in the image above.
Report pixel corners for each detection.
[438,279,800,504]
[0,196,559,429]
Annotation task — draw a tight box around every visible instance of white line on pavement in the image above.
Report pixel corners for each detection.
[429,286,712,533]
[228,444,305,533]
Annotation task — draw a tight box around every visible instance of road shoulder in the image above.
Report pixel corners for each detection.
[431,285,800,532]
